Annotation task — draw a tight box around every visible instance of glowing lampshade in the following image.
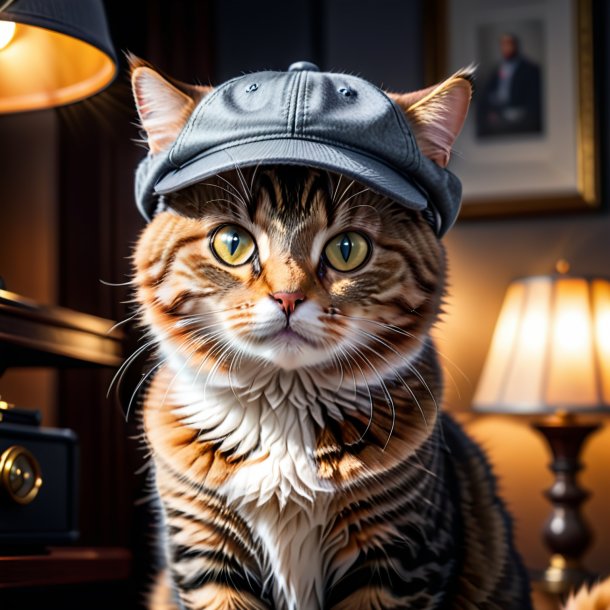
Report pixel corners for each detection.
[0,0,116,113]
[473,274,610,414]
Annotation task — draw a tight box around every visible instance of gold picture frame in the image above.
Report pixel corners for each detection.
[426,0,598,218]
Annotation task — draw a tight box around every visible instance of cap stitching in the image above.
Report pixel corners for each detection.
[291,72,305,137]
[289,72,299,137]
[301,70,309,137]
[298,71,307,136]
[280,73,289,131]
[286,72,298,137]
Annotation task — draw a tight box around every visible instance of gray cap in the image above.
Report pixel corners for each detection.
[135,62,462,236]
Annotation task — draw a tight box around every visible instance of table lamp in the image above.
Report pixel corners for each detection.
[0,0,117,113]
[472,261,610,594]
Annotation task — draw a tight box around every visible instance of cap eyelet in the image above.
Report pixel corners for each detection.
[338,86,356,98]
[246,83,259,93]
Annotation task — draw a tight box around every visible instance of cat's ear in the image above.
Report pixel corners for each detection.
[129,56,212,154]
[387,68,473,168]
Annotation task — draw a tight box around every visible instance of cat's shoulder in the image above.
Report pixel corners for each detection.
[439,412,496,480]
[439,411,508,518]
[439,412,533,609]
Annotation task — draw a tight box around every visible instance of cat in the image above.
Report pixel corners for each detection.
[128,60,532,610]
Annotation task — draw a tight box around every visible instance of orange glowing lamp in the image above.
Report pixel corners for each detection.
[0,0,117,112]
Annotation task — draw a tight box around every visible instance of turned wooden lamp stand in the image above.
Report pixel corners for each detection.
[533,413,601,593]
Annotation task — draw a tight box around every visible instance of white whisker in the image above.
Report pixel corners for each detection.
[349,344,396,450]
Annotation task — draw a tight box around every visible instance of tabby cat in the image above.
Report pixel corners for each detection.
[129,62,532,609]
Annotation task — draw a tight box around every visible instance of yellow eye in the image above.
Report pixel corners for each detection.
[211,225,256,266]
[324,231,371,272]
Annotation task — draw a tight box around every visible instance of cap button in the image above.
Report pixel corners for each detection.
[288,61,320,72]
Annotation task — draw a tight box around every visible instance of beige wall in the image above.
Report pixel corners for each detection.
[438,213,610,573]
[0,111,58,426]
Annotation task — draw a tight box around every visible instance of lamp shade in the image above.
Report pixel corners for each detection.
[0,0,117,112]
[473,275,610,414]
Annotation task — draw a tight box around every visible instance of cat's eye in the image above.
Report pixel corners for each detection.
[323,231,371,272]
[211,225,256,266]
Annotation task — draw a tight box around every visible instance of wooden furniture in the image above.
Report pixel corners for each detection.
[0,289,132,604]
[0,546,130,589]
[0,548,131,609]
[0,288,123,370]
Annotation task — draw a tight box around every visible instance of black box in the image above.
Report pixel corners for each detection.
[0,423,78,546]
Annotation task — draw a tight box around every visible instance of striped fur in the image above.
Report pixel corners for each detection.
[130,166,532,609]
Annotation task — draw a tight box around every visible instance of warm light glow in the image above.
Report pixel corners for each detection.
[0,22,115,112]
[474,275,610,414]
[503,279,551,409]
[593,280,610,403]
[474,282,525,409]
[546,279,597,407]
[0,21,16,50]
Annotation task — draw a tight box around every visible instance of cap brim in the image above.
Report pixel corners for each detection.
[154,138,427,211]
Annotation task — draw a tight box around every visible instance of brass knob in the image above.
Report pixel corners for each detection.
[0,445,43,505]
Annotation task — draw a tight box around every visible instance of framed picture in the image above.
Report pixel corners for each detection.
[430,0,598,217]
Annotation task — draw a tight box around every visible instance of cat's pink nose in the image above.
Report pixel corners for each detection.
[272,292,306,316]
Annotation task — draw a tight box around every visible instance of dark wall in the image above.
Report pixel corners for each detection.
[212,0,424,91]
[0,112,58,424]
[214,0,315,78]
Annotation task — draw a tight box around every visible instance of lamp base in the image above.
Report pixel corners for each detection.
[532,414,602,596]
[532,554,597,595]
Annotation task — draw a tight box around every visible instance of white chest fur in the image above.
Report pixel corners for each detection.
[167,364,349,609]
[248,494,334,610]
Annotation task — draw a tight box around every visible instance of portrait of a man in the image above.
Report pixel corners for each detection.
[476,26,544,138]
